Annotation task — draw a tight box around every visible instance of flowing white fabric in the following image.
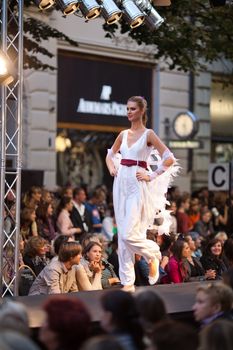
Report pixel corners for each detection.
[111,129,179,286]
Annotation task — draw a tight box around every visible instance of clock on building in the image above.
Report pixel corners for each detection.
[172,111,199,140]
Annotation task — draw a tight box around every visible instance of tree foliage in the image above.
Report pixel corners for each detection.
[103,0,233,73]
[23,0,78,70]
[9,0,233,73]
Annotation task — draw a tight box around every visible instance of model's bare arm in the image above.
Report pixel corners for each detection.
[148,129,174,167]
[136,129,175,182]
[105,131,123,176]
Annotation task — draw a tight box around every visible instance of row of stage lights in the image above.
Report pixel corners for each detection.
[34,0,164,30]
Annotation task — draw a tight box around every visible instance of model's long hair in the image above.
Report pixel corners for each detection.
[127,96,148,126]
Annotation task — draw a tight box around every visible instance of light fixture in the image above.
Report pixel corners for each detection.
[99,0,122,25]
[120,0,145,28]
[56,0,79,15]
[135,0,164,30]
[56,134,72,152]
[0,50,15,86]
[33,0,55,10]
[79,0,101,19]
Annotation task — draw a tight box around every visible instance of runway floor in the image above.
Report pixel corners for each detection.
[13,281,204,328]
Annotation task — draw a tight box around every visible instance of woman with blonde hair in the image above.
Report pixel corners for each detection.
[20,207,38,242]
[106,96,178,291]
[23,236,48,276]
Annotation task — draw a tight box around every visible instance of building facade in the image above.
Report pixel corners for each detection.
[22,7,233,193]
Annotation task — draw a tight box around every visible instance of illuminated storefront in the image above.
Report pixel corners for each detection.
[56,51,153,188]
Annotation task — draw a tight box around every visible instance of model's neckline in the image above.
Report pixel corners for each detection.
[126,129,147,149]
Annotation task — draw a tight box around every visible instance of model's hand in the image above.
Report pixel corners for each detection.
[136,171,150,182]
[109,166,117,177]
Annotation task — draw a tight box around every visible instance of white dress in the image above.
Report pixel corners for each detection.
[112,128,178,286]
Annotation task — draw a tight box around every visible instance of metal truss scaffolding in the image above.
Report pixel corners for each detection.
[0,0,23,297]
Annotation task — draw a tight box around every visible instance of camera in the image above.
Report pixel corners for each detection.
[211,207,219,217]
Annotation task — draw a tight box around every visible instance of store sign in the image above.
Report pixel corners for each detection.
[208,163,231,191]
[168,140,202,149]
[77,85,127,116]
[58,52,153,127]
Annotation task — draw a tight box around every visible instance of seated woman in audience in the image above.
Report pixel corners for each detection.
[39,296,91,350]
[23,236,48,276]
[184,235,216,281]
[163,239,190,283]
[20,207,38,242]
[36,201,57,243]
[76,241,102,290]
[41,188,53,203]
[22,186,42,209]
[192,282,233,327]
[56,196,81,237]
[29,241,81,295]
[100,290,144,350]
[81,236,120,289]
[200,238,228,280]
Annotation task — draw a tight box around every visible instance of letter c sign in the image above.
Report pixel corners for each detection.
[208,163,230,191]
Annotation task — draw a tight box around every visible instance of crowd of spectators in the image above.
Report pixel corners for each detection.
[1,183,233,349]
[3,184,233,293]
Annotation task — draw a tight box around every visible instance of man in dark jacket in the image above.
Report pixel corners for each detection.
[70,187,93,242]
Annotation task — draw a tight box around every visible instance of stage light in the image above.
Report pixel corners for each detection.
[99,0,122,25]
[134,0,164,30]
[56,0,79,15]
[79,0,101,19]
[120,0,145,28]
[0,51,15,86]
[33,0,55,10]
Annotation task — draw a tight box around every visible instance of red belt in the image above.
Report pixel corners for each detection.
[120,159,147,169]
